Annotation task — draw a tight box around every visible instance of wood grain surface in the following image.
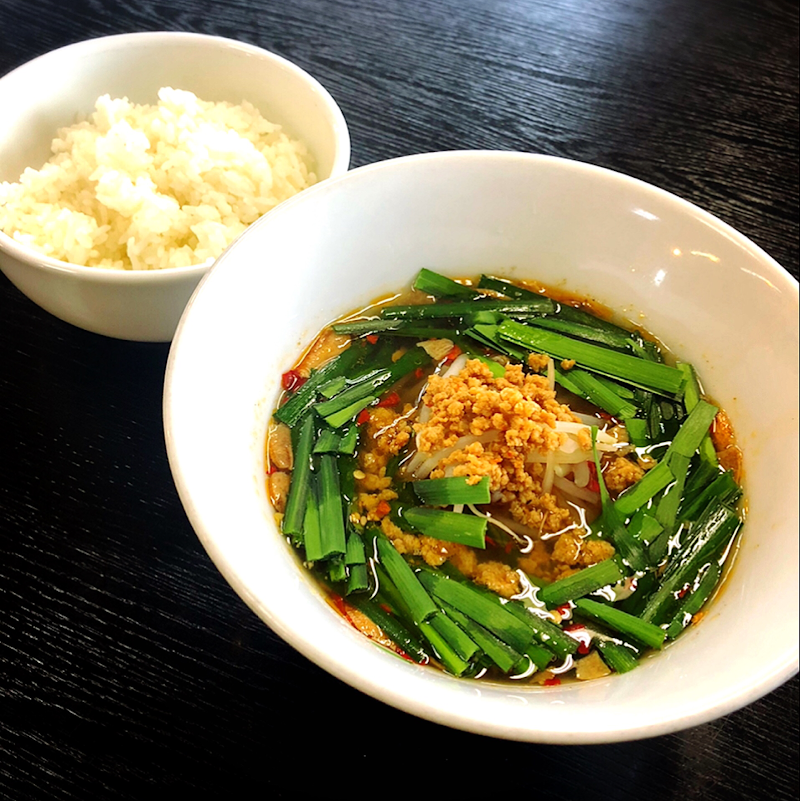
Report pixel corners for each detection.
[0,1,797,798]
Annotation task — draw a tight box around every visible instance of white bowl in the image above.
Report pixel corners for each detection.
[164,151,799,743]
[0,32,350,341]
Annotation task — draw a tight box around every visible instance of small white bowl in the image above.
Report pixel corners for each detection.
[0,32,350,341]
[164,151,799,743]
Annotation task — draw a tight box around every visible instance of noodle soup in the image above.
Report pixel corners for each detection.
[266,270,744,684]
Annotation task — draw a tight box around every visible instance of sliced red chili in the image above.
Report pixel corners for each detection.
[587,461,601,493]
[543,676,562,686]
[281,369,306,392]
[356,409,371,426]
[444,344,462,363]
[366,334,379,344]
[376,391,400,408]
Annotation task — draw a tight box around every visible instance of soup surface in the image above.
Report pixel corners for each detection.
[266,270,744,684]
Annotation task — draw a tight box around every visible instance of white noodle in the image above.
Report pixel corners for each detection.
[553,475,600,505]
[573,459,591,488]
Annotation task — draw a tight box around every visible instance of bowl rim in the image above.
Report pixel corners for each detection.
[165,149,799,743]
[0,30,351,281]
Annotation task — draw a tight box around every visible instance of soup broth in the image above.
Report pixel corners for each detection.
[266,270,744,684]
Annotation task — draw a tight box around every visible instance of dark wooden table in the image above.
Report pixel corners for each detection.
[1,1,797,798]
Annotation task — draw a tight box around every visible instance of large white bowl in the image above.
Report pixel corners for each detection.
[163,151,799,743]
[0,32,350,341]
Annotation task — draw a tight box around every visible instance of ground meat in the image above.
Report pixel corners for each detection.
[527,353,550,372]
[603,456,645,494]
[268,471,291,513]
[267,422,293,470]
[414,360,579,535]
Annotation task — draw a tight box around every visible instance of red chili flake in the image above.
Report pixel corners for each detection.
[587,461,601,493]
[414,367,425,380]
[376,391,401,408]
[356,409,371,425]
[543,677,562,687]
[678,586,690,599]
[563,623,592,653]
[444,344,462,363]
[379,603,393,614]
[504,540,515,555]
[281,369,306,392]
[556,604,571,617]
[366,334,379,344]
[375,500,392,519]
[485,536,498,549]
[265,463,276,475]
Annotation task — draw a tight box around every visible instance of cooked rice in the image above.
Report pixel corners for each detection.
[0,87,317,270]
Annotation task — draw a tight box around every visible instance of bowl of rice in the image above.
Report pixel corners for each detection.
[0,31,350,341]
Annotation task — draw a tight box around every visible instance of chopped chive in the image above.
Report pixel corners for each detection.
[345,529,366,565]
[411,476,491,506]
[318,376,347,398]
[655,453,691,533]
[538,559,626,607]
[274,343,364,427]
[418,620,471,676]
[523,316,634,350]
[323,395,376,428]
[596,640,640,673]
[440,602,522,673]
[465,324,530,361]
[665,561,723,639]
[328,556,347,583]
[312,428,342,454]
[639,513,664,545]
[375,538,438,626]
[574,598,667,650]
[498,320,686,395]
[317,454,347,558]
[677,363,719,467]
[402,507,487,548]
[641,500,741,625]
[382,298,555,320]
[429,611,481,662]
[520,642,555,672]
[665,400,719,461]
[562,368,639,419]
[331,319,403,336]
[413,268,480,298]
[345,563,369,594]
[337,425,359,455]
[591,428,649,571]
[593,374,637,399]
[613,460,674,518]
[417,571,533,653]
[349,596,429,663]
[624,417,650,447]
[679,468,740,523]
[477,275,541,299]
[314,368,392,417]
[302,475,323,561]
[281,414,315,538]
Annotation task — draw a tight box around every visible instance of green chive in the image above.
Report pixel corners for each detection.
[402,507,487,548]
[498,319,685,395]
[411,476,491,506]
[575,598,667,650]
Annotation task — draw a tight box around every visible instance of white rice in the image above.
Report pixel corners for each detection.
[0,87,317,270]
